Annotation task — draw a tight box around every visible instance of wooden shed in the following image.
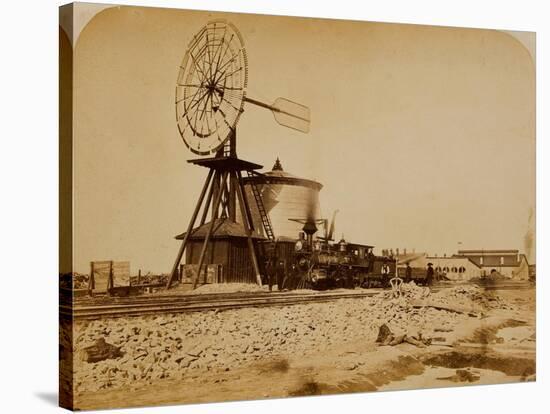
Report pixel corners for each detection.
[176,218,266,284]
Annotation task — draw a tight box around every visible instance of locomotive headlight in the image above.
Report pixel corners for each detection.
[295,240,303,251]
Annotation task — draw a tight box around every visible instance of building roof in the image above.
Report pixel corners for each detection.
[426,255,482,268]
[396,252,427,265]
[458,249,519,255]
[348,242,374,249]
[520,254,530,266]
[175,218,266,240]
[453,253,524,268]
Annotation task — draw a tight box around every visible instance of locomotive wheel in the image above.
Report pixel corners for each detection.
[315,279,328,291]
[281,275,296,290]
[296,277,311,290]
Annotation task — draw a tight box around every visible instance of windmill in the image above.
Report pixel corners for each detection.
[166,20,311,289]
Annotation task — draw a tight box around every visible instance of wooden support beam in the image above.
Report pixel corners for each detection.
[228,129,237,219]
[233,171,262,286]
[219,178,231,219]
[193,171,228,289]
[237,170,255,232]
[199,170,217,226]
[229,171,236,221]
[166,169,214,288]
[211,172,221,220]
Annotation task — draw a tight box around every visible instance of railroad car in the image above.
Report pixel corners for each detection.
[396,266,431,286]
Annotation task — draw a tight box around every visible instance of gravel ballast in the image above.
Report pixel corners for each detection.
[71,283,515,394]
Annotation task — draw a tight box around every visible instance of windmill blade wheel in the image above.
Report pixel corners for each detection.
[175,20,248,156]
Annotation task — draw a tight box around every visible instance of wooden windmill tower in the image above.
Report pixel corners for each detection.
[166,20,310,289]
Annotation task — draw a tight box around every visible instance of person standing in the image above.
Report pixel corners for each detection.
[265,242,277,292]
[426,263,434,286]
[381,261,390,288]
[405,263,412,283]
[276,259,286,291]
[265,258,274,292]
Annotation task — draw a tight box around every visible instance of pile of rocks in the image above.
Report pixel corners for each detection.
[430,285,509,311]
[59,273,89,290]
[153,282,271,297]
[397,281,431,300]
[129,274,168,285]
[374,281,429,301]
[72,285,482,394]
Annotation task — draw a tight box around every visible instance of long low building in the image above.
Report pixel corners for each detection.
[396,253,482,281]
[426,256,482,281]
[457,249,530,280]
[395,248,530,281]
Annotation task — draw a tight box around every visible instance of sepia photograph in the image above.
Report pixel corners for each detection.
[58,2,536,411]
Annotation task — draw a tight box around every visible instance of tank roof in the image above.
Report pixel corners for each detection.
[272,157,283,171]
[244,158,323,191]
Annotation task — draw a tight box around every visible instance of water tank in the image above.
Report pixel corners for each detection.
[242,158,323,240]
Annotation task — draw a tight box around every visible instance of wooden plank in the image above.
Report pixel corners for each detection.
[89,260,131,292]
[182,264,219,284]
[91,262,110,293]
[112,261,130,287]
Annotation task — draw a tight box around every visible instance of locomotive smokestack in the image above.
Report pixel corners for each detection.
[302,220,318,250]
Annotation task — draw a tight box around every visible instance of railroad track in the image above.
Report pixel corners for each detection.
[60,282,533,320]
[61,290,380,320]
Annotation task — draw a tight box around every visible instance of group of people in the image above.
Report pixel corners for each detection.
[402,262,434,286]
[384,262,434,286]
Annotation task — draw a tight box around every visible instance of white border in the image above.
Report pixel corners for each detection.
[0,1,547,413]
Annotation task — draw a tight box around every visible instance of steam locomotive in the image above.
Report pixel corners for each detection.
[260,216,397,290]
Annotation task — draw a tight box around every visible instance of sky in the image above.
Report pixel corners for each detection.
[66,4,535,274]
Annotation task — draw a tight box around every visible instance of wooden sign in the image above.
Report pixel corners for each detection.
[88,260,130,293]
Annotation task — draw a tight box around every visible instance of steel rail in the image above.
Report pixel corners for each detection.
[61,291,379,320]
[68,289,383,305]
[61,283,532,320]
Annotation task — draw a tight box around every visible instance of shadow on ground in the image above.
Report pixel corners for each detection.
[34,392,58,406]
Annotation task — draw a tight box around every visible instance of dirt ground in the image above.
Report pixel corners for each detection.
[70,283,536,410]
